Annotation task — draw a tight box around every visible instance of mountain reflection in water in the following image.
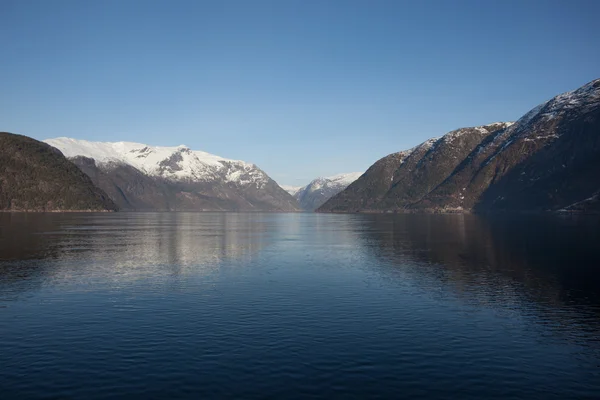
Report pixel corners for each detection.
[358,213,600,342]
[0,212,599,399]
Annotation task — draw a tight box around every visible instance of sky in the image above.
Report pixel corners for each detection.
[1,0,599,186]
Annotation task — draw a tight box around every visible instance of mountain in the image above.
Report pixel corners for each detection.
[295,172,362,211]
[319,78,600,214]
[44,138,299,211]
[0,132,116,211]
[280,185,302,196]
[317,123,512,212]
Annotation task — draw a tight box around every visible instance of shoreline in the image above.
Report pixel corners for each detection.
[316,209,600,215]
[0,209,116,213]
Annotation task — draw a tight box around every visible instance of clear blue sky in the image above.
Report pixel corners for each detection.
[1,0,599,186]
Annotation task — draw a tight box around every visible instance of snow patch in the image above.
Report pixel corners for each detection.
[523,134,560,142]
[443,122,513,143]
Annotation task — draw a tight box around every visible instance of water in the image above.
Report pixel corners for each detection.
[1,212,599,399]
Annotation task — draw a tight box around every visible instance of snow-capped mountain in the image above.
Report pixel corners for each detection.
[280,185,302,196]
[44,138,299,211]
[45,138,269,187]
[295,172,363,211]
[320,78,600,213]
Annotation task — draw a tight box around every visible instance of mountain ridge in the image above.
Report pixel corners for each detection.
[45,138,299,212]
[319,78,600,214]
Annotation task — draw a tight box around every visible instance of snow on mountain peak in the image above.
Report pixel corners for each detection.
[44,137,269,187]
[301,172,363,193]
[293,172,364,210]
[280,185,302,196]
[513,79,600,130]
[324,172,363,186]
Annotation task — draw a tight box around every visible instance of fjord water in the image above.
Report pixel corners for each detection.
[1,213,599,399]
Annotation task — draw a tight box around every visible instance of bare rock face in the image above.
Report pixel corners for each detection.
[0,132,116,211]
[319,79,600,214]
[46,139,299,212]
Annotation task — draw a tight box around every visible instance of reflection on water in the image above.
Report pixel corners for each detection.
[358,213,600,344]
[0,212,599,399]
[0,212,272,263]
[0,213,274,301]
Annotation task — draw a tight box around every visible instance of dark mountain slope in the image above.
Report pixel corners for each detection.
[381,123,512,210]
[319,123,512,212]
[0,132,116,211]
[319,78,600,214]
[475,80,600,212]
[420,79,600,212]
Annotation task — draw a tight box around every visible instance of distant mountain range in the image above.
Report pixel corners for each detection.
[0,132,116,211]
[44,138,299,211]
[1,79,598,213]
[280,185,303,196]
[319,78,600,213]
[293,173,362,210]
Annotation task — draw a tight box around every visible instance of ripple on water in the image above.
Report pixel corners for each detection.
[0,212,599,399]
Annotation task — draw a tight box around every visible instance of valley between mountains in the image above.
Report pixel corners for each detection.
[1,78,598,213]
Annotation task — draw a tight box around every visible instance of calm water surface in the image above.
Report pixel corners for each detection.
[1,212,599,399]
